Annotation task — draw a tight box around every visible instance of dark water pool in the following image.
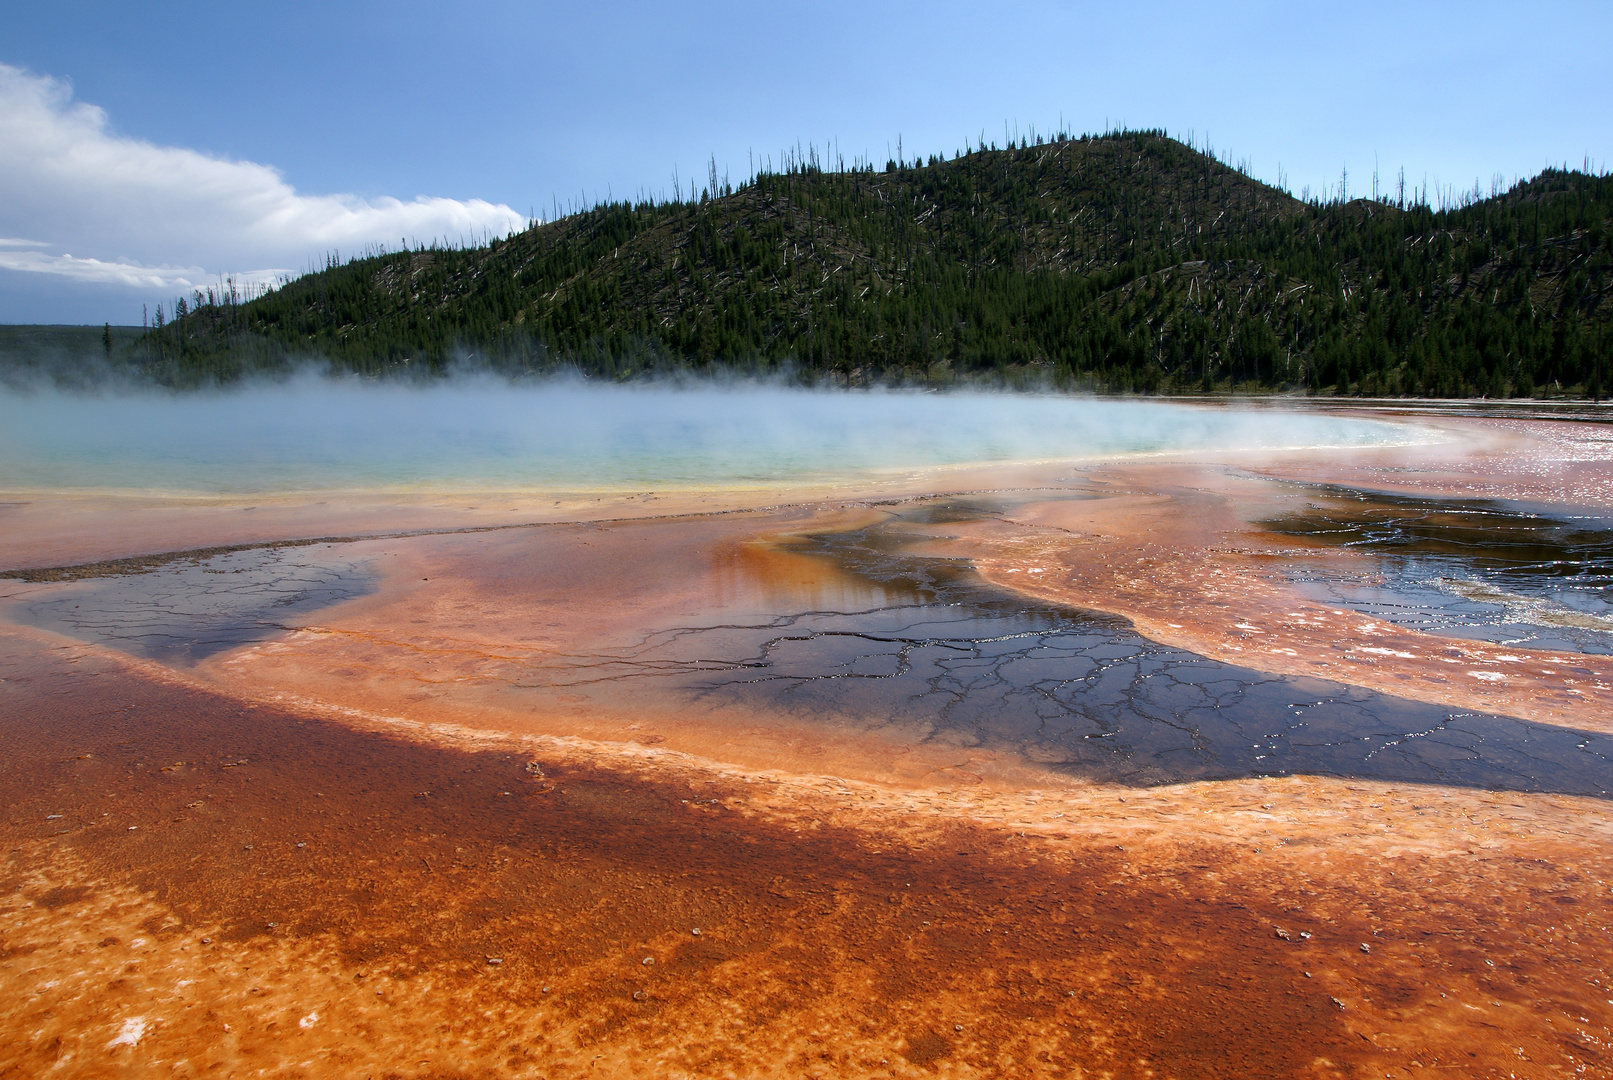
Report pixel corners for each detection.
[1260,487,1613,656]
[8,503,1609,797]
[605,501,1613,796]
[12,545,374,663]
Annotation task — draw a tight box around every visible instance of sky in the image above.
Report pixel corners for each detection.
[2,0,1609,325]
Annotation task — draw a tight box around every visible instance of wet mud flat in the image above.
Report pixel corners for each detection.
[588,503,1613,796]
[11,501,1610,797]
[10,543,375,662]
[1260,484,1613,655]
[3,633,1612,1079]
[968,461,1613,735]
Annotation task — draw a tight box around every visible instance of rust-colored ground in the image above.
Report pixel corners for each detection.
[3,407,1613,1078]
[967,417,1613,734]
[5,633,1611,1079]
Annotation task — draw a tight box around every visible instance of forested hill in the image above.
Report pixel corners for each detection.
[153,130,1611,396]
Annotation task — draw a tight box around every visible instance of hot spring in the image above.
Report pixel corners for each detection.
[0,378,1432,494]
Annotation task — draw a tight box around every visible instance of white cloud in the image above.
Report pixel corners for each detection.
[0,249,210,290]
[0,64,527,296]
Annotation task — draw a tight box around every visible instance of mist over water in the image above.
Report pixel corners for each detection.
[0,378,1429,494]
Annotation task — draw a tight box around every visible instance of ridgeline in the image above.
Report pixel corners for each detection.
[146,130,1611,396]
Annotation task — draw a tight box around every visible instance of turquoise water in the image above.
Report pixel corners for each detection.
[0,379,1429,494]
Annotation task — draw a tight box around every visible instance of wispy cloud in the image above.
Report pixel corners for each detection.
[0,64,526,297]
[0,249,213,289]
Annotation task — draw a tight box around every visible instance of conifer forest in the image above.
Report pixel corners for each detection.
[134,131,1612,396]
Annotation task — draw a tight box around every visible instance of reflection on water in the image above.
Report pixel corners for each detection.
[591,502,1613,796]
[13,546,373,662]
[1261,488,1613,655]
[708,530,911,622]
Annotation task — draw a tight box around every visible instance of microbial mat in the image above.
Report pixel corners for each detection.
[3,391,1611,1078]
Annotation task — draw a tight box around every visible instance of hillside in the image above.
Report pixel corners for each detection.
[0,324,146,388]
[149,130,1611,396]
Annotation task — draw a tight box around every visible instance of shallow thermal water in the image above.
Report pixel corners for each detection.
[0,381,1427,493]
[1262,487,1613,655]
[26,500,1607,797]
[609,502,1612,796]
[15,545,373,662]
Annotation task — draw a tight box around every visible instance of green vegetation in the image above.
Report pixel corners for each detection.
[0,324,147,388]
[144,131,1612,395]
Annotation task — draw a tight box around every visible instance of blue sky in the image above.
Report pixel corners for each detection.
[3,0,1609,324]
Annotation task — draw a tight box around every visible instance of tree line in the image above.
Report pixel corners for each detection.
[143,130,1611,396]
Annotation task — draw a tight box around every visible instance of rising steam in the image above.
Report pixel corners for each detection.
[0,375,1434,494]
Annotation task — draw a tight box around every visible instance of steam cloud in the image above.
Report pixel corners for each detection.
[0,64,526,295]
[0,378,1429,494]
